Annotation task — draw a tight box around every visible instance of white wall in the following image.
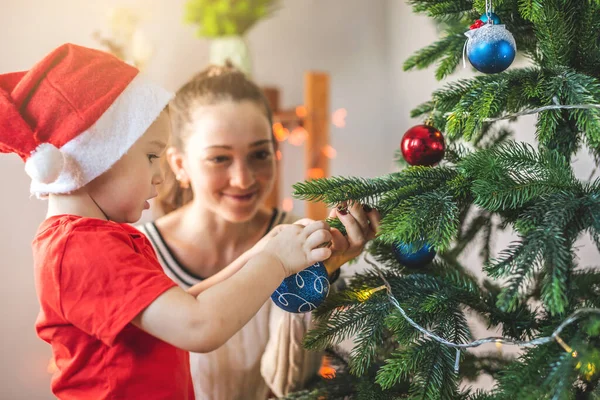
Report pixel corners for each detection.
[0,1,391,398]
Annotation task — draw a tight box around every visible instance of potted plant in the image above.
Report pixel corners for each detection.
[184,0,280,75]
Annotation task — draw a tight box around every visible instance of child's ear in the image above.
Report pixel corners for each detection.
[166,147,189,184]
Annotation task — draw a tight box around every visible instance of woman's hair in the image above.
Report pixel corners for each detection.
[157,61,274,214]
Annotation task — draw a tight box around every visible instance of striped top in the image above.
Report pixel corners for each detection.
[136,209,322,400]
[139,208,286,288]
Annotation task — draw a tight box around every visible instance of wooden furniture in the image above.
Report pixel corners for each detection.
[263,72,330,220]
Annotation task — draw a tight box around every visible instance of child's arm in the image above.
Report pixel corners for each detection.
[132,221,332,353]
[185,248,253,297]
[185,225,286,297]
[186,205,380,297]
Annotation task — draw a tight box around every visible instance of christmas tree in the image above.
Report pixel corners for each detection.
[286,1,600,398]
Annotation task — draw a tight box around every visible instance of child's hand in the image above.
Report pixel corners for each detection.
[323,203,381,275]
[262,221,333,277]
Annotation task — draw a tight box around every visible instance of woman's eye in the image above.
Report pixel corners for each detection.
[209,156,230,163]
[147,154,159,163]
[253,150,272,160]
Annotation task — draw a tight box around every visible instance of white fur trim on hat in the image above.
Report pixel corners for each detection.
[24,143,65,184]
[29,74,173,198]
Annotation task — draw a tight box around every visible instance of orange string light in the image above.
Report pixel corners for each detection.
[288,126,308,146]
[319,358,337,379]
[295,105,307,118]
[273,123,289,142]
[307,168,325,179]
[322,145,337,159]
[332,108,347,128]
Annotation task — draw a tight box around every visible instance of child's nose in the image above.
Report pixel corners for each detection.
[152,166,164,186]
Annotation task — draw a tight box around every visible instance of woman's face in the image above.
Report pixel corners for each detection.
[178,100,275,222]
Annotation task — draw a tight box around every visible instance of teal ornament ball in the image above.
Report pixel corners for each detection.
[393,241,436,267]
[480,12,501,25]
[271,262,330,313]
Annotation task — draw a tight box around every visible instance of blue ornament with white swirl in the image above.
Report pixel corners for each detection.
[465,24,516,74]
[271,262,330,313]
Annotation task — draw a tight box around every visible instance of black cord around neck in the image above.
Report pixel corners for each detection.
[89,194,110,221]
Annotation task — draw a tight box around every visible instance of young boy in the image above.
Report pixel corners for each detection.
[0,43,333,399]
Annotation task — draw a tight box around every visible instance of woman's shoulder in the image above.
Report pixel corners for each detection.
[133,211,175,245]
[132,220,154,238]
[132,221,166,257]
[269,208,301,227]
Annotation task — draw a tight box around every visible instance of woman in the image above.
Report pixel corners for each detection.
[137,63,379,399]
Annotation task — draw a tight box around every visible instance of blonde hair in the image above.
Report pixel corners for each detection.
[157,62,274,214]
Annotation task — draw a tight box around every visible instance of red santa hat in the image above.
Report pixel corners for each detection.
[0,43,173,198]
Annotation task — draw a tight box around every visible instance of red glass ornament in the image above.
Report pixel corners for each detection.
[400,125,446,166]
[470,19,484,30]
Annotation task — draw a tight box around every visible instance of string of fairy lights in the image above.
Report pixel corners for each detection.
[359,255,600,374]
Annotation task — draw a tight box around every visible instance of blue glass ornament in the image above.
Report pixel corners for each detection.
[271,262,330,313]
[480,12,501,25]
[393,241,436,267]
[465,24,516,74]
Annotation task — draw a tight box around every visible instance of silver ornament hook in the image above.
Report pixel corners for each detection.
[462,38,469,68]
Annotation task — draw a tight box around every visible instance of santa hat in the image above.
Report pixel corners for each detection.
[0,43,173,198]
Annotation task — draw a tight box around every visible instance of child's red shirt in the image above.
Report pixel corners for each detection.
[32,215,194,399]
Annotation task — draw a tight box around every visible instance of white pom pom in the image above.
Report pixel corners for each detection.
[24,143,65,184]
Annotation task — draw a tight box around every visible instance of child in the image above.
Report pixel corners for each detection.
[0,43,334,399]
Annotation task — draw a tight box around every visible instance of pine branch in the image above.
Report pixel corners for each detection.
[403,30,466,81]
[473,125,513,149]
[431,69,543,140]
[349,301,393,376]
[573,4,600,77]
[571,268,600,308]
[447,212,490,258]
[407,0,475,19]
[460,351,515,381]
[378,190,460,251]
[292,175,398,206]
[485,236,544,312]
[534,3,578,67]
[484,286,539,339]
[376,339,460,399]
[462,79,510,141]
[518,0,545,22]
[478,216,494,265]
[539,69,600,155]
[303,289,392,355]
[460,142,577,212]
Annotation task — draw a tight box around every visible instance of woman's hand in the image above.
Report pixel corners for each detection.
[249,206,380,277]
[323,203,380,275]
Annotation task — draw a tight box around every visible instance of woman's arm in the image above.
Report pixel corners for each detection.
[260,205,380,396]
